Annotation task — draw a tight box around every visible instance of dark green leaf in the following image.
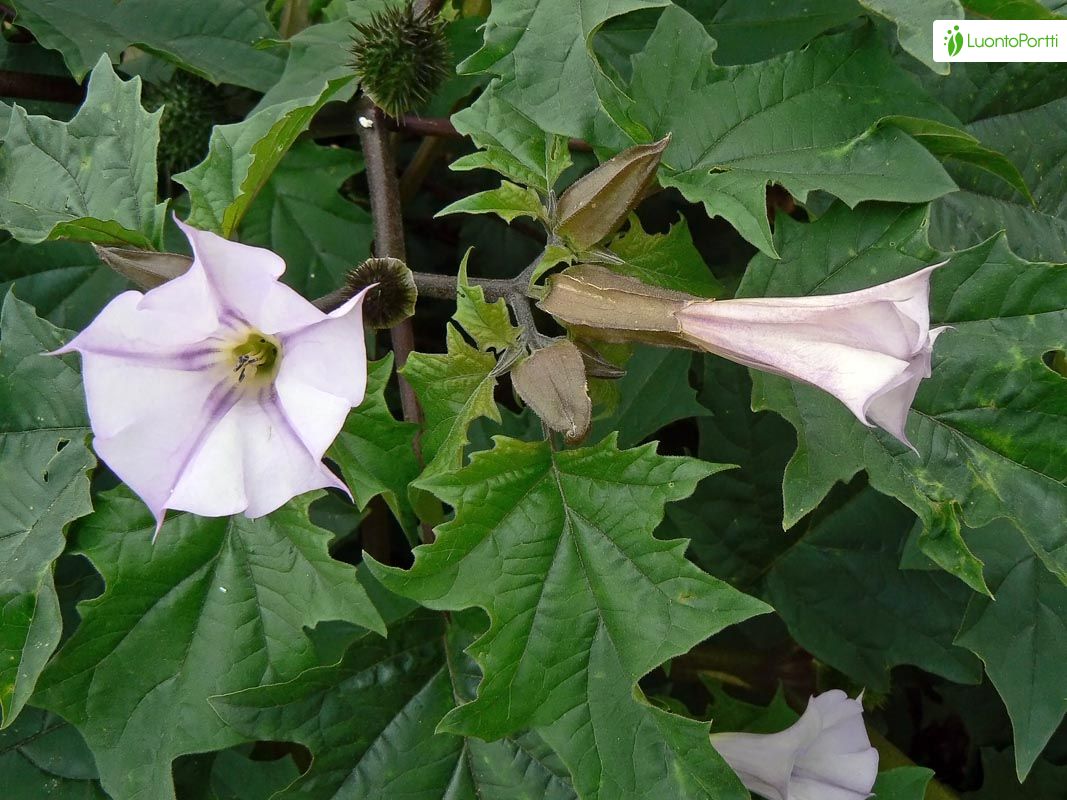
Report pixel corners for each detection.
[743,202,1067,591]
[207,749,300,800]
[0,294,94,727]
[930,97,1067,262]
[883,115,1032,203]
[957,520,1067,779]
[8,0,283,90]
[0,707,106,799]
[857,0,962,74]
[240,141,372,298]
[328,356,420,533]
[968,747,1067,799]
[369,436,768,800]
[590,346,705,448]
[0,57,166,248]
[764,486,981,690]
[663,357,797,588]
[214,608,579,800]
[35,490,384,800]
[627,9,956,255]
[604,215,722,297]
[0,238,125,333]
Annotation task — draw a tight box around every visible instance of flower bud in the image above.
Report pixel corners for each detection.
[538,265,690,349]
[93,245,193,290]
[511,339,592,442]
[554,135,670,251]
[344,256,417,329]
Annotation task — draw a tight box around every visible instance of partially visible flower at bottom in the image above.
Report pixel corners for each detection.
[54,219,371,535]
[710,690,878,800]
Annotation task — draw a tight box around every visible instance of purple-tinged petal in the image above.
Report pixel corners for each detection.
[175,218,326,335]
[710,691,878,800]
[676,264,947,448]
[166,389,349,519]
[274,288,371,458]
[89,366,240,527]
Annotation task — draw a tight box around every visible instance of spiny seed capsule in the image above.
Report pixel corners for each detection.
[349,2,451,119]
[143,71,230,179]
[345,257,418,329]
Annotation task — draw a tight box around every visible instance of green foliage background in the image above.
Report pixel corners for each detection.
[0,1,1065,799]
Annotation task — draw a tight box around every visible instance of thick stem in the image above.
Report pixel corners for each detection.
[355,98,422,427]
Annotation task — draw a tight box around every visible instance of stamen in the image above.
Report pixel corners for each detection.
[230,333,280,384]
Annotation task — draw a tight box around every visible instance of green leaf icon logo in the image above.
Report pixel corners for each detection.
[945,25,964,57]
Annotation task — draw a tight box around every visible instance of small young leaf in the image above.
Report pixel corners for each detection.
[437,181,546,224]
[454,251,519,352]
[451,88,571,192]
[401,325,500,477]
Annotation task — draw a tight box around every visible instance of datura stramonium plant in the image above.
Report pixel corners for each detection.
[541,262,948,450]
[53,220,371,534]
[710,691,879,800]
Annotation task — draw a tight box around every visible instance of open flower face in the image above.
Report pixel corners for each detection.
[55,220,370,533]
[675,265,949,450]
[710,690,878,800]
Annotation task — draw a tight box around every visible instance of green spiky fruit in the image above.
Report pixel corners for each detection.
[345,257,418,329]
[143,72,229,178]
[349,2,451,118]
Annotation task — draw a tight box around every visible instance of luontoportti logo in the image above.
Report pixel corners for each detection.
[945,24,964,57]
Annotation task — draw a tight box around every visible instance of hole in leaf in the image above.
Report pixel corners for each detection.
[56,438,69,452]
[1042,350,1067,378]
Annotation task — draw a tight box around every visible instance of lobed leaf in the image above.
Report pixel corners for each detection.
[0,293,94,728]
[8,0,283,90]
[35,490,384,800]
[0,57,166,248]
[368,436,769,800]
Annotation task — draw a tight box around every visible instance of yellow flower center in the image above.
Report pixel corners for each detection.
[230,331,280,385]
